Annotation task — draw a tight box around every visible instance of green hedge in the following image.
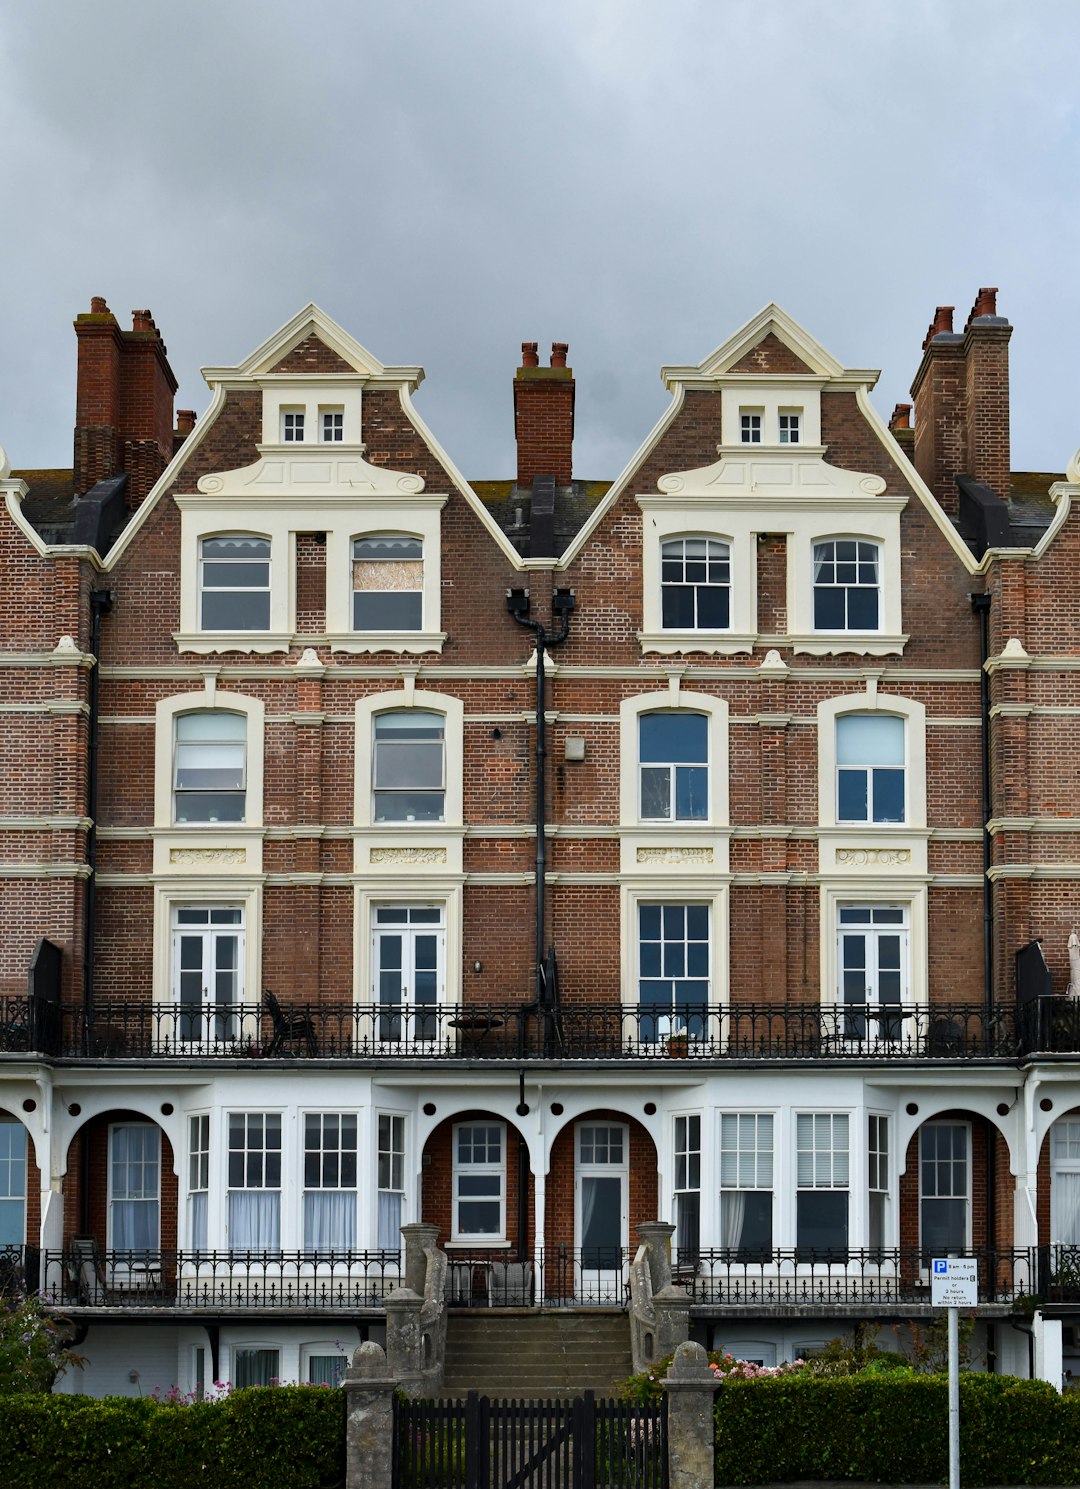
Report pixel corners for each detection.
[0,1387,346,1489]
[715,1373,1080,1486]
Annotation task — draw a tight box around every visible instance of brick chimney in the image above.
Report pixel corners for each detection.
[514,340,575,489]
[910,290,1012,518]
[887,402,915,462]
[73,298,179,509]
[962,287,1012,505]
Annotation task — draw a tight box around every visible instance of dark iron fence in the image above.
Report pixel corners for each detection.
[5,995,1072,1061]
[682,1246,1036,1305]
[39,1247,401,1309]
[440,1248,627,1308]
[394,1391,667,1489]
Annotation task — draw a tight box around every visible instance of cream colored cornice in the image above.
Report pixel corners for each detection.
[0,816,92,832]
[95,660,985,682]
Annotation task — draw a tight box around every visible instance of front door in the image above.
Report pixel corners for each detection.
[575,1123,628,1303]
[372,906,445,1046]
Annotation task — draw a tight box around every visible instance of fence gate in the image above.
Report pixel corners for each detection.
[394,1389,667,1489]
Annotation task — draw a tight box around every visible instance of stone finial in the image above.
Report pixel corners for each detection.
[667,1340,712,1379]
[350,1340,389,1375]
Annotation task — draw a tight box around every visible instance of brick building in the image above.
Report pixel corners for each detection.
[1,291,1079,1394]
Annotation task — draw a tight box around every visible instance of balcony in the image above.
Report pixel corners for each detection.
[8,1244,1046,1316]
[680,1247,1036,1308]
[2,994,1077,1063]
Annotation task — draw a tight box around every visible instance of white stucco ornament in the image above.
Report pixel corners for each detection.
[0,445,10,479]
[1067,447,1080,485]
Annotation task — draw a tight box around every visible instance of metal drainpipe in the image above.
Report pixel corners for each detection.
[81,588,112,1230]
[971,592,997,1371]
[970,592,993,1027]
[507,588,574,1013]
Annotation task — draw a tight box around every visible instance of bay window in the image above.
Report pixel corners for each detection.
[796,1113,848,1260]
[303,1114,357,1252]
[720,1114,773,1259]
[228,1113,281,1251]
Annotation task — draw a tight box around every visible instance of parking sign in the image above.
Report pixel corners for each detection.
[930,1257,977,1307]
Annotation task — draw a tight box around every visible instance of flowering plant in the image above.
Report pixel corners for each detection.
[0,1290,84,1394]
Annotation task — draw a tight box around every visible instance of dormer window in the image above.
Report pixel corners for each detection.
[199,536,271,632]
[661,537,730,630]
[739,411,762,444]
[813,539,880,632]
[779,410,801,444]
[320,408,343,443]
[282,408,305,443]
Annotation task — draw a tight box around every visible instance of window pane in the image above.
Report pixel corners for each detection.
[797,1192,848,1257]
[837,715,904,766]
[639,714,707,764]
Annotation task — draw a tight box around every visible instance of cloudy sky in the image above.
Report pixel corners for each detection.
[1,1,1078,481]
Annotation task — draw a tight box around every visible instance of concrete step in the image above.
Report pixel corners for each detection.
[440,1310,634,1397]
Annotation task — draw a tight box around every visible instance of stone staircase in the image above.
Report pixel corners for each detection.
[440,1309,634,1399]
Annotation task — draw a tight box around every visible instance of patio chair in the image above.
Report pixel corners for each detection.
[264,990,317,1056]
[66,1235,108,1304]
[487,1260,533,1307]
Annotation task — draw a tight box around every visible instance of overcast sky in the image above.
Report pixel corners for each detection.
[1,1,1078,482]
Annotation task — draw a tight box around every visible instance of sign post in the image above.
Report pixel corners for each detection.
[931,1257,977,1489]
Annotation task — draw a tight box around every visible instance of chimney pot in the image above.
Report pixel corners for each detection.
[176,409,197,435]
[550,342,569,369]
[889,402,912,431]
[90,296,109,315]
[965,286,1000,332]
[922,305,955,350]
[132,309,154,334]
[521,342,539,368]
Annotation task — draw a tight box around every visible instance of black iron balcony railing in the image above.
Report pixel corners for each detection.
[680,1247,1036,1306]
[4,994,1080,1062]
[30,1245,623,1311]
[14,1243,1058,1312]
[39,1247,402,1310]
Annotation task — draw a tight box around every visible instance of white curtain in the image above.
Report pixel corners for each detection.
[303,1191,356,1252]
[111,1125,159,1251]
[721,1191,746,1250]
[190,1193,208,1252]
[1054,1173,1080,1244]
[378,1192,402,1250]
[228,1191,280,1250]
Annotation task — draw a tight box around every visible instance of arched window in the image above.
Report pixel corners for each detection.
[639,713,708,821]
[174,711,247,823]
[812,539,880,631]
[352,535,423,631]
[373,711,446,823]
[836,714,905,824]
[0,1117,26,1247]
[198,534,271,632]
[661,537,730,630]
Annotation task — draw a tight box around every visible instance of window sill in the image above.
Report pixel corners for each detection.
[445,1239,511,1250]
[330,631,446,656]
[174,631,292,656]
[790,632,908,657]
[638,629,755,657]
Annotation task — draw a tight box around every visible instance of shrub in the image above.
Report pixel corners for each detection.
[0,1386,346,1489]
[0,1292,84,1394]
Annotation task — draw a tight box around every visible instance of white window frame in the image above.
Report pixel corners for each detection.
[452,1121,506,1242]
[377,1113,407,1251]
[817,693,926,832]
[637,510,756,655]
[198,533,273,635]
[354,689,464,830]
[170,903,247,1044]
[326,503,446,655]
[720,1112,774,1258]
[154,690,265,833]
[173,709,248,825]
[351,533,425,634]
[868,1113,890,1253]
[918,1120,971,1256]
[835,713,906,825]
[152,883,263,1015]
[659,536,732,633]
[302,1112,358,1254]
[619,692,729,829]
[778,409,802,444]
[1051,1119,1080,1246]
[811,536,882,635]
[820,885,927,1027]
[638,711,710,823]
[0,1117,27,1250]
[372,711,446,824]
[189,1113,210,1252]
[281,408,305,443]
[673,1113,701,1264]
[232,1345,281,1388]
[636,900,711,1044]
[371,904,446,1045]
[319,407,344,443]
[108,1121,161,1256]
[739,410,763,444]
[835,903,909,1045]
[301,1343,349,1386]
[795,1112,850,1260]
[226,1111,282,1252]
